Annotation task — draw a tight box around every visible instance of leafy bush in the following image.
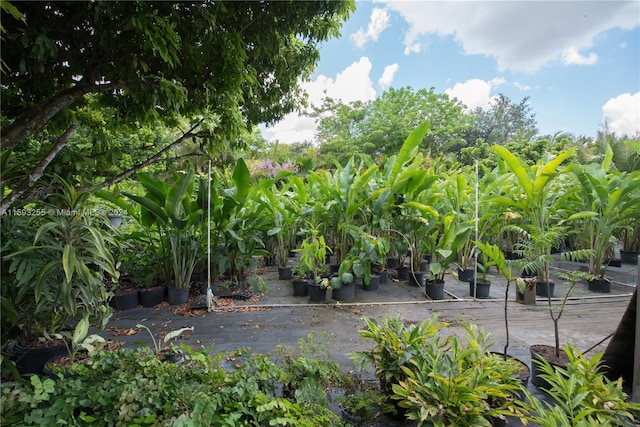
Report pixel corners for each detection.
[1,344,344,426]
[520,344,640,426]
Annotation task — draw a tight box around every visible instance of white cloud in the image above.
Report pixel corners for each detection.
[562,47,598,65]
[445,78,505,111]
[378,64,399,89]
[383,1,639,72]
[602,92,640,136]
[404,42,421,55]
[260,58,377,144]
[513,82,532,92]
[350,8,391,48]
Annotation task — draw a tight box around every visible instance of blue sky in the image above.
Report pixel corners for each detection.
[262,0,639,145]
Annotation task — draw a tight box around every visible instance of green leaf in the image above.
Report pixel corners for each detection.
[166,167,195,220]
[72,316,90,346]
[62,244,76,284]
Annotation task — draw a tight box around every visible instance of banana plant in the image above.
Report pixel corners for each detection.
[427,214,473,282]
[566,154,640,279]
[492,146,577,284]
[307,157,379,265]
[125,165,204,289]
[258,175,302,268]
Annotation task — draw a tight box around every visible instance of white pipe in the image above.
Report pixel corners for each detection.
[208,291,633,312]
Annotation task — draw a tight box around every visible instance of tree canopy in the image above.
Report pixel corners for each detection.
[0,0,354,207]
[309,87,471,165]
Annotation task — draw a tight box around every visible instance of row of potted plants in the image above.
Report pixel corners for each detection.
[3,121,639,375]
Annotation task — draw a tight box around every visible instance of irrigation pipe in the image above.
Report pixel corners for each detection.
[210,290,632,312]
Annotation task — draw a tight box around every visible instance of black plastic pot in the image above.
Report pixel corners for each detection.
[588,277,611,293]
[278,266,293,280]
[469,280,491,298]
[458,268,475,282]
[396,266,409,280]
[111,289,139,310]
[386,257,399,269]
[408,271,425,287]
[167,286,189,305]
[308,284,327,302]
[535,281,554,298]
[425,280,445,300]
[9,342,67,376]
[378,270,389,284]
[332,281,355,302]
[620,250,639,265]
[362,274,380,291]
[139,286,165,307]
[292,279,310,297]
[530,344,567,391]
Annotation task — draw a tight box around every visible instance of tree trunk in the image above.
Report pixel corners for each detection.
[95,120,203,190]
[1,82,117,150]
[0,124,77,211]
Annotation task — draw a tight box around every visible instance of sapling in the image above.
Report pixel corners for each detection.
[545,270,591,358]
[475,241,520,359]
[136,324,194,356]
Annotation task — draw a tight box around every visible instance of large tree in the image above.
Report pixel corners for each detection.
[310,87,471,165]
[465,94,538,147]
[0,0,354,208]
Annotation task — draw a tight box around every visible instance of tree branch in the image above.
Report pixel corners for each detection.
[0,124,78,212]
[0,82,118,150]
[96,119,205,190]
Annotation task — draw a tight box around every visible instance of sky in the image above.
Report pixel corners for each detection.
[261,0,640,145]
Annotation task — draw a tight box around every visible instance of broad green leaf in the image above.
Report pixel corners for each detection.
[62,244,76,284]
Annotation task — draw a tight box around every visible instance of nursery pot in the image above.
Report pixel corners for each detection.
[425,280,445,300]
[111,289,139,310]
[308,283,327,303]
[332,281,355,302]
[530,344,568,391]
[535,281,554,298]
[9,342,67,376]
[620,250,639,265]
[167,286,190,305]
[458,268,475,282]
[278,266,293,280]
[408,271,425,287]
[292,279,310,297]
[588,277,611,293]
[377,270,389,284]
[362,274,380,291]
[396,265,409,280]
[139,286,165,307]
[386,257,399,269]
[469,280,491,298]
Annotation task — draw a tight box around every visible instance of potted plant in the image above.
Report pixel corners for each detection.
[492,146,579,298]
[125,165,206,305]
[2,177,119,375]
[329,270,355,302]
[619,217,640,265]
[519,344,640,426]
[390,321,529,426]
[566,160,640,292]
[425,214,473,300]
[295,222,331,302]
[350,315,447,418]
[291,264,311,297]
[529,270,592,390]
[259,180,301,280]
[475,241,532,392]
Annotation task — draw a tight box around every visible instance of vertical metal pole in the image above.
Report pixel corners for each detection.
[206,161,215,311]
[473,159,479,299]
[633,256,639,402]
